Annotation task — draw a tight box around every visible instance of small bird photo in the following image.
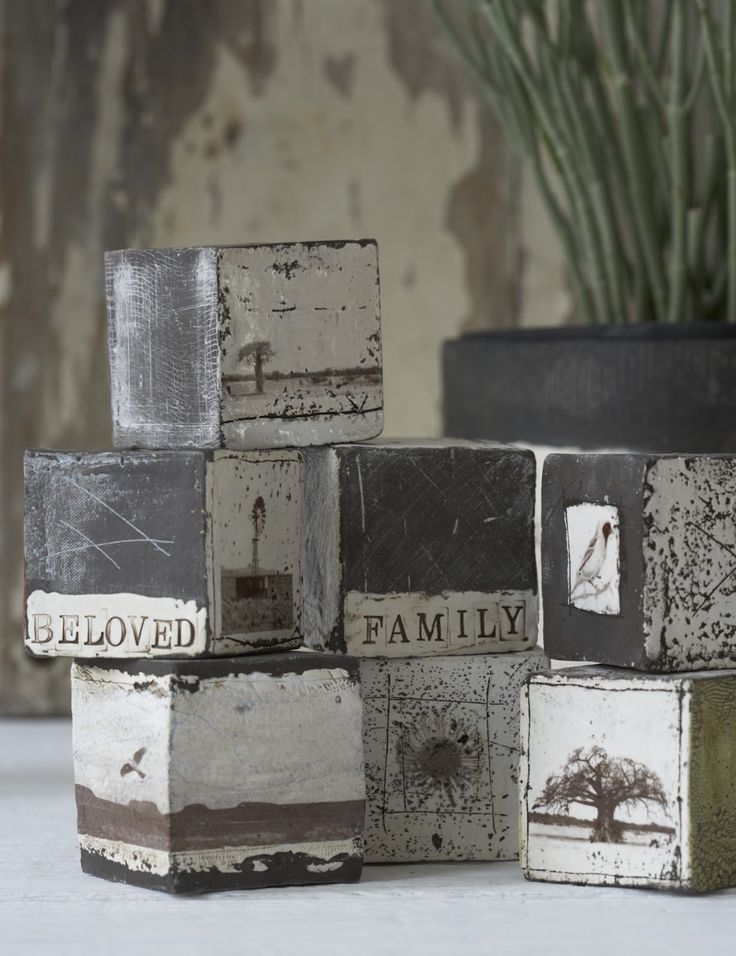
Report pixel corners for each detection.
[565,502,621,616]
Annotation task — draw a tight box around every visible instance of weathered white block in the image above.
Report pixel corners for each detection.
[521,666,736,893]
[361,648,547,862]
[543,453,736,670]
[72,652,365,893]
[106,241,382,449]
[24,449,302,658]
[304,440,538,656]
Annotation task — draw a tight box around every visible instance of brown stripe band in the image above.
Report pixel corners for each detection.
[75,786,364,851]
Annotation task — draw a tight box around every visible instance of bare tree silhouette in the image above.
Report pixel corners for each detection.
[238,340,274,393]
[534,746,668,843]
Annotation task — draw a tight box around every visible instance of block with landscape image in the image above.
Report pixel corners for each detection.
[304,440,538,656]
[24,449,302,658]
[543,452,736,670]
[106,240,382,449]
[521,666,736,893]
[71,653,365,893]
[361,648,547,862]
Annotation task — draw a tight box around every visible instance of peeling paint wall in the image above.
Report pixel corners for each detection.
[0,0,567,713]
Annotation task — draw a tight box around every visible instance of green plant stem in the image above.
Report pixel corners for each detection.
[667,0,688,324]
[601,0,667,322]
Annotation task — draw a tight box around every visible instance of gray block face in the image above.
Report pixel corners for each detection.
[106,240,382,449]
[24,450,302,658]
[521,667,736,893]
[542,453,736,671]
[304,440,538,656]
[71,653,365,893]
[361,648,548,862]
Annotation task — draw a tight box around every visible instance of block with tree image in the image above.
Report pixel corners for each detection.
[106,240,382,449]
[542,452,736,670]
[521,666,736,892]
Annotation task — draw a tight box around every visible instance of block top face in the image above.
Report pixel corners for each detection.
[304,441,537,656]
[106,240,382,450]
[542,453,736,670]
[522,663,689,889]
[24,449,303,659]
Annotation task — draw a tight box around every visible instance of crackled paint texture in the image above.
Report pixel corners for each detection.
[1,0,566,712]
[361,648,547,862]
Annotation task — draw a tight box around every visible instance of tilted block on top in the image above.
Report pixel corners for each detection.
[303,440,538,656]
[543,453,736,671]
[361,648,548,862]
[521,666,736,893]
[106,240,382,449]
[24,449,302,658]
[72,652,365,893]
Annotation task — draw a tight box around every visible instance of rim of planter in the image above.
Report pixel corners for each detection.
[453,322,736,343]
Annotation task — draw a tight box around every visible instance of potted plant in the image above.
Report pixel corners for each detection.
[435,0,736,452]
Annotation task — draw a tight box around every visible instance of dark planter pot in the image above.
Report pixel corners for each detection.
[443,324,736,453]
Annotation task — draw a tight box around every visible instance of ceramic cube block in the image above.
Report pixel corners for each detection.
[24,449,302,658]
[543,453,736,671]
[521,666,736,893]
[71,652,365,893]
[304,440,538,656]
[361,648,547,862]
[106,240,382,449]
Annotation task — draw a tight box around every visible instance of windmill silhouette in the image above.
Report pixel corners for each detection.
[236,496,269,598]
[251,496,266,576]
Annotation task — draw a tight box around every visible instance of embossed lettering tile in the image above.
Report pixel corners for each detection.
[106,241,382,449]
[71,653,365,893]
[543,453,736,670]
[24,449,302,658]
[304,440,538,656]
[361,649,547,862]
[521,667,736,893]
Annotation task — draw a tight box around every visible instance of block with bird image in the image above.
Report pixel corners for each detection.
[106,240,382,450]
[521,666,736,892]
[361,647,548,862]
[303,440,538,656]
[542,453,736,671]
[24,448,302,658]
[71,652,366,892]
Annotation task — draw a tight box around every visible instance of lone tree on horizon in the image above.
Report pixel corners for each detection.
[238,340,274,394]
[533,746,668,843]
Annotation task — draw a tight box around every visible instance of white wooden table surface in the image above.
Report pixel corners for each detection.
[2,720,736,956]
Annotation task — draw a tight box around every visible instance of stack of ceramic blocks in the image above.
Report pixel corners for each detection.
[23,240,380,893]
[521,453,736,893]
[302,439,547,862]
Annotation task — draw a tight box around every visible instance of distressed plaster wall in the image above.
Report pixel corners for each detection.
[0,0,567,714]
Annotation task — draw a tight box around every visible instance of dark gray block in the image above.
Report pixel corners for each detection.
[24,449,302,658]
[106,241,382,449]
[542,452,736,671]
[72,652,365,893]
[304,440,538,656]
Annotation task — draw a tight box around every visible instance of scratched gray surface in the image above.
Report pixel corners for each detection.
[106,247,221,448]
[24,451,208,603]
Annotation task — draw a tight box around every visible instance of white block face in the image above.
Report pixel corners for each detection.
[218,242,382,448]
[361,650,547,862]
[522,673,687,888]
[565,502,621,615]
[208,452,303,655]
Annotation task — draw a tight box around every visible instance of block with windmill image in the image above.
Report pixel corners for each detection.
[542,453,736,671]
[521,666,736,893]
[303,440,538,657]
[24,449,302,658]
[106,240,382,450]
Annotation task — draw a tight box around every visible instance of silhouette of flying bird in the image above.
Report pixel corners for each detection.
[571,521,613,599]
[120,747,147,779]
